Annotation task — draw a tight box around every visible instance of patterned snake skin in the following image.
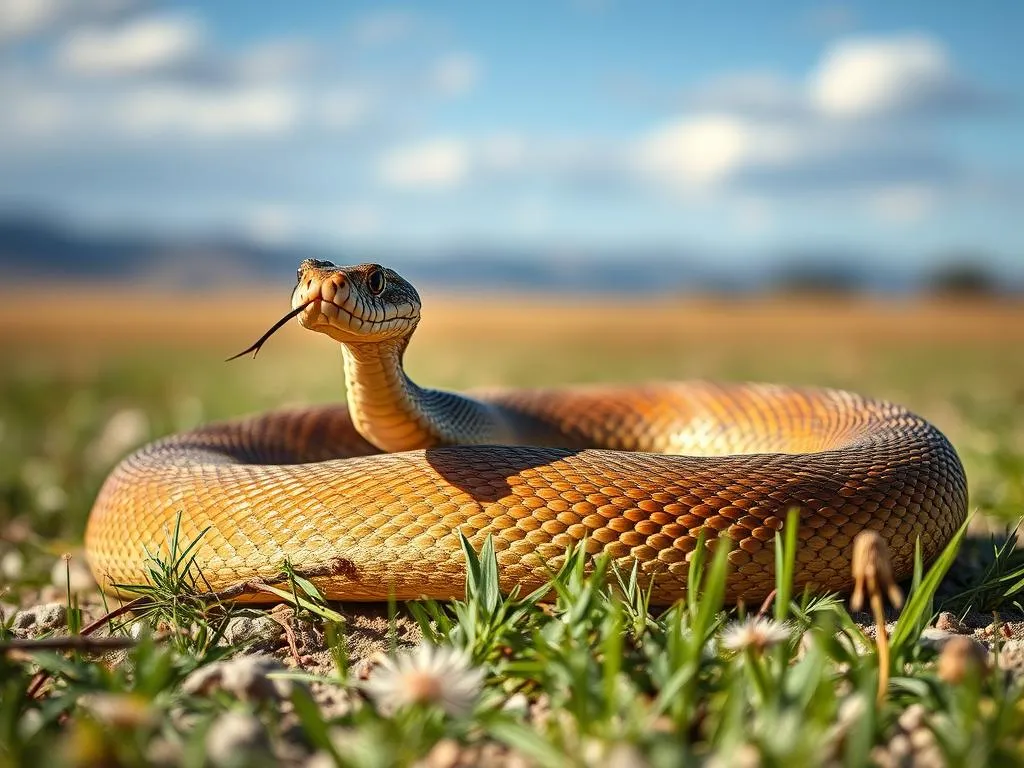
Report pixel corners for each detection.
[85,264,968,604]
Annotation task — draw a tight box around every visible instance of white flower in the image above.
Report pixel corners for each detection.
[361,643,484,717]
[721,617,791,654]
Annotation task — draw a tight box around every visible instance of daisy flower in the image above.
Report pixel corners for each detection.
[361,643,485,717]
[721,617,791,655]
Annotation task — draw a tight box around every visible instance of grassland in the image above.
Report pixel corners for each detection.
[1,288,1023,766]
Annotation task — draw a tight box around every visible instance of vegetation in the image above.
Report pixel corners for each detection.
[1,292,1023,765]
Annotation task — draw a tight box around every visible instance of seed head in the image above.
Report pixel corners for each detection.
[850,530,903,611]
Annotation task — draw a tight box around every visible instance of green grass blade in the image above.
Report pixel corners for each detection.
[890,514,973,656]
[775,507,800,622]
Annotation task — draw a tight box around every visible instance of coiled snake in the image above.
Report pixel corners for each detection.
[85,261,968,603]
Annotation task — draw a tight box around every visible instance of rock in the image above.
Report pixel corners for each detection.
[222,615,283,649]
[995,639,1024,675]
[12,603,67,637]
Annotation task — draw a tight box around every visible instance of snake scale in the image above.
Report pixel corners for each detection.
[85,261,968,604]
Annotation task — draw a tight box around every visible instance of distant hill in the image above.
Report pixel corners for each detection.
[0,215,296,288]
[0,213,1018,295]
[0,215,729,293]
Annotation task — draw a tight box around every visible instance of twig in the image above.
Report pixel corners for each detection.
[268,610,305,668]
[79,597,151,636]
[755,589,777,619]
[26,596,150,700]
[3,636,137,652]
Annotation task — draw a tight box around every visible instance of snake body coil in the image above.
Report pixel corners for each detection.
[85,262,967,603]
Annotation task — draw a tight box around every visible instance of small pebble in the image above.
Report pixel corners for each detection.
[205,712,270,768]
[51,555,96,595]
[421,738,461,768]
[934,611,967,633]
[182,655,296,702]
[79,693,154,728]
[908,727,935,751]
[897,703,927,733]
[1,550,24,581]
[937,635,989,684]
[90,408,150,468]
[918,627,958,652]
[146,737,183,768]
[305,752,335,768]
[605,743,650,768]
[17,709,43,740]
[888,733,912,760]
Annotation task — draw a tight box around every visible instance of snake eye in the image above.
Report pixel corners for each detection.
[366,266,386,296]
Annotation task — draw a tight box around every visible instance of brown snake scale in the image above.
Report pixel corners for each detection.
[86,380,967,604]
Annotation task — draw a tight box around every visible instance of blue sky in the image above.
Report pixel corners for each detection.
[1,0,1022,273]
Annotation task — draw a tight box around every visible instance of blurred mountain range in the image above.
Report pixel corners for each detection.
[0,214,1017,296]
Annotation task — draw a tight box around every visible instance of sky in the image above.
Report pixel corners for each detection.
[1,0,1022,273]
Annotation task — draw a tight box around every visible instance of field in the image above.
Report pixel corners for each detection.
[2,289,1024,766]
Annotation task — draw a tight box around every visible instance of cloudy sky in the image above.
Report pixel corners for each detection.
[1,0,1022,272]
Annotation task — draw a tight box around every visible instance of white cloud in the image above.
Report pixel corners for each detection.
[634,115,754,189]
[0,0,134,43]
[430,53,480,97]
[0,0,63,41]
[379,139,469,190]
[118,85,298,137]
[811,34,962,118]
[56,13,203,76]
[632,33,988,197]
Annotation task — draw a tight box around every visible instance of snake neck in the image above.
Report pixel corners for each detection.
[341,338,512,452]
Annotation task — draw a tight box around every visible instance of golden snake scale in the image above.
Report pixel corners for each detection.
[85,261,968,604]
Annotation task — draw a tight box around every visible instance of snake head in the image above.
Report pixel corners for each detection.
[292,260,421,344]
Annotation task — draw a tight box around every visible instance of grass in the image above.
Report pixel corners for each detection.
[3,519,1021,766]
[1,290,1023,765]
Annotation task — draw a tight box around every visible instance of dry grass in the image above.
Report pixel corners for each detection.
[1,288,1022,347]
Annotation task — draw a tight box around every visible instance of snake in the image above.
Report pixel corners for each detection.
[85,260,968,604]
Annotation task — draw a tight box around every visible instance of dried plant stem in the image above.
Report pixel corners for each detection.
[871,591,890,704]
